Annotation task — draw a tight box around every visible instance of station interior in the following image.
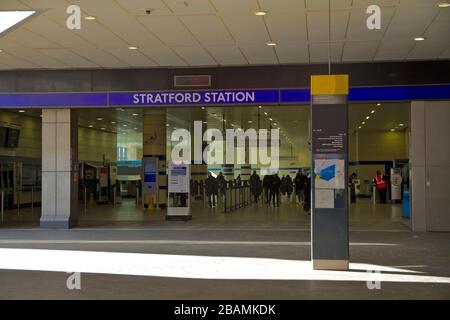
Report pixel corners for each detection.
[0,102,410,229]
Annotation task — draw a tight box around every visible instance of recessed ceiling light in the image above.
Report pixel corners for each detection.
[0,11,36,34]
[123,124,127,127]
[414,37,425,41]
[399,123,404,126]
[437,2,450,8]
[111,121,116,124]
[132,113,138,116]
[371,110,375,114]
[366,116,370,120]
[391,129,396,132]
[88,125,93,128]
[362,121,366,125]
[258,106,262,109]
[203,121,207,124]
[0,49,3,53]
[358,126,362,129]
[266,42,277,46]
[269,118,273,121]
[128,46,138,50]
[101,127,105,130]
[18,110,25,113]
[264,112,268,115]
[254,11,267,16]
[97,118,103,121]
[166,124,170,127]
[84,16,96,20]
[134,127,138,130]
[248,120,253,123]
[201,107,205,110]
[377,103,381,106]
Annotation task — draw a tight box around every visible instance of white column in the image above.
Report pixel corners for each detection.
[40,109,78,228]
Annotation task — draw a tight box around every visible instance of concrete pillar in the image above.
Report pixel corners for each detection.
[410,101,427,232]
[143,110,167,209]
[40,109,78,228]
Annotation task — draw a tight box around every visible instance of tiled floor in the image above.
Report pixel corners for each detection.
[0,196,410,231]
[2,196,446,299]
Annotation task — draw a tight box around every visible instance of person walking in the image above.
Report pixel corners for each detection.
[205,172,217,207]
[249,170,261,203]
[374,170,388,204]
[294,169,307,204]
[286,174,293,200]
[216,171,226,204]
[262,174,272,204]
[271,173,281,207]
[280,175,287,196]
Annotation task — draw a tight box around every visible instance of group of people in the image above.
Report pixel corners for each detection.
[249,169,311,211]
[203,169,311,211]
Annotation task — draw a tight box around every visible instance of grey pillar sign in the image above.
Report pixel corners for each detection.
[310,75,349,270]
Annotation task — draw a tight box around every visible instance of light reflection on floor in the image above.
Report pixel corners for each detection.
[1,248,448,284]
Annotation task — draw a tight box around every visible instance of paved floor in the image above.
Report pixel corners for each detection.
[0,198,448,299]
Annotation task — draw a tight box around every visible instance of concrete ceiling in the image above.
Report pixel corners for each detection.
[0,0,449,69]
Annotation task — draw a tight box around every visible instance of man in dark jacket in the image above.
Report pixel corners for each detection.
[294,169,307,204]
[205,172,217,207]
[271,173,281,207]
[262,174,272,204]
[216,171,226,204]
[249,171,261,203]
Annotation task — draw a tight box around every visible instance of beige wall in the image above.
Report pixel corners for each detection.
[78,127,117,163]
[0,111,41,159]
[411,101,450,232]
[349,130,408,162]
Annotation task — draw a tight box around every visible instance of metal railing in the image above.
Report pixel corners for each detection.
[223,185,251,213]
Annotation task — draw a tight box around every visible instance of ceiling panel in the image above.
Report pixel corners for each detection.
[206,46,247,65]
[0,0,33,10]
[260,0,306,13]
[240,45,278,64]
[346,7,395,40]
[99,16,165,48]
[164,0,215,14]
[2,28,61,48]
[307,10,350,42]
[23,16,95,49]
[306,0,352,10]
[107,48,158,67]
[72,48,127,67]
[0,52,40,68]
[3,46,68,68]
[342,40,379,61]
[275,44,309,64]
[180,15,235,46]
[36,49,99,68]
[309,42,344,63]
[375,38,414,60]
[137,46,187,66]
[114,0,172,15]
[172,46,216,66]
[137,16,198,46]
[383,4,439,38]
[265,12,308,43]
[73,21,130,49]
[352,0,399,6]
[221,14,269,45]
[0,0,447,69]
[212,0,257,13]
